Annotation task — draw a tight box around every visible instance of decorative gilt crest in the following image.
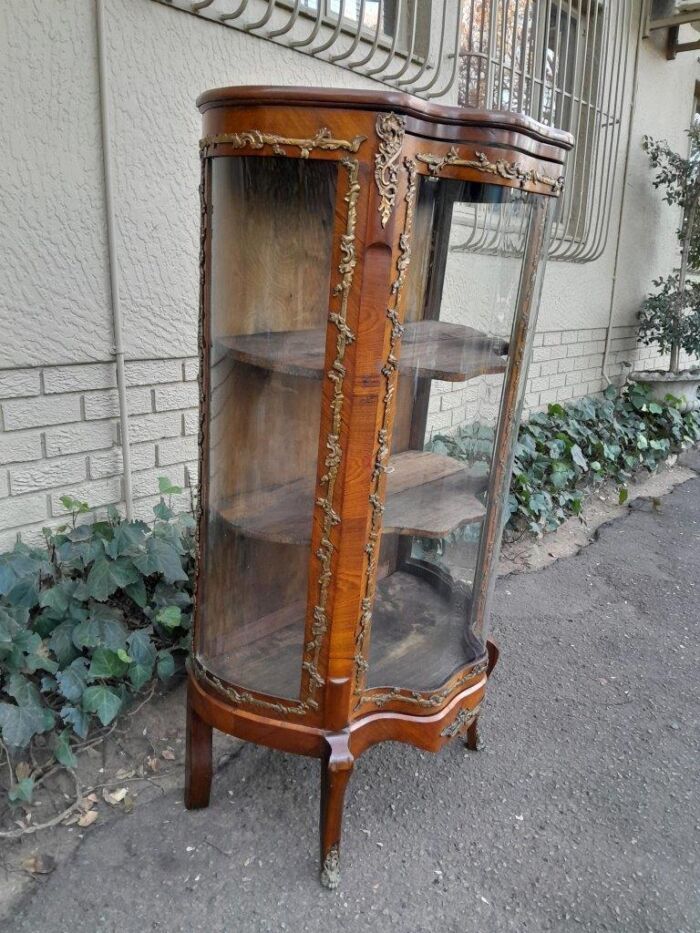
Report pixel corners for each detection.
[200,127,366,159]
[416,147,565,194]
[374,112,406,226]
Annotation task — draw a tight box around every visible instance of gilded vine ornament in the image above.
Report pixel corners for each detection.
[306,157,361,707]
[440,703,482,738]
[193,158,209,653]
[353,157,417,703]
[199,127,366,158]
[374,112,406,226]
[359,659,488,711]
[416,147,565,194]
[192,160,361,718]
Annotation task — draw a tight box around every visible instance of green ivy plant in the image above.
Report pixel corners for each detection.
[430,383,700,540]
[639,124,700,373]
[0,477,194,807]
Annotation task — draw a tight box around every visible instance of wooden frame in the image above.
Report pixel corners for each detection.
[186,86,573,888]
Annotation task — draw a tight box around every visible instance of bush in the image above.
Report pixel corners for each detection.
[431,383,700,540]
[510,382,700,535]
[0,478,194,805]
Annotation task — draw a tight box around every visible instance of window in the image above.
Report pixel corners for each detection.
[458,1,627,261]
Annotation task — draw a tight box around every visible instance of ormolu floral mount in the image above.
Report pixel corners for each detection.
[186,86,572,888]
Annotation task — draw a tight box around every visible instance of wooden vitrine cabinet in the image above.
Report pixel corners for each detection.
[186,86,572,888]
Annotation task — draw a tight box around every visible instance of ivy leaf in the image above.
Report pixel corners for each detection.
[570,444,588,471]
[8,777,35,805]
[88,648,130,680]
[158,476,182,496]
[54,728,78,769]
[153,500,175,522]
[6,577,40,609]
[56,658,90,703]
[0,702,54,748]
[0,560,17,596]
[124,576,148,609]
[128,660,154,692]
[82,685,123,726]
[48,621,79,668]
[6,673,43,708]
[60,705,90,739]
[156,606,182,630]
[156,651,175,681]
[127,629,156,666]
[39,583,72,614]
[133,539,187,584]
[72,604,127,651]
[86,556,139,601]
[40,674,58,692]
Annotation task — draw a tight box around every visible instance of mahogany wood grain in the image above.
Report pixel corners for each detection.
[189,87,569,887]
[466,638,500,751]
[184,681,213,810]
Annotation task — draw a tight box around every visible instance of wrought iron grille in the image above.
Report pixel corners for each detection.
[458,0,637,261]
[154,1,463,99]
[154,0,637,262]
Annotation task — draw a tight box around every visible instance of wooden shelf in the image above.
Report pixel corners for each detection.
[218,321,508,383]
[203,568,485,702]
[216,449,486,545]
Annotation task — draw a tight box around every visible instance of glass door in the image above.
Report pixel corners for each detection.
[365,178,539,695]
[197,156,337,701]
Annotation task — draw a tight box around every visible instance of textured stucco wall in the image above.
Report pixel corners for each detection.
[0,0,112,367]
[0,0,699,543]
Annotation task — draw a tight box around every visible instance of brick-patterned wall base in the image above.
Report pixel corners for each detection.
[0,357,199,550]
[0,332,695,546]
[425,325,697,441]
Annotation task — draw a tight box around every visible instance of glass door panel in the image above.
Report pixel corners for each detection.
[198,156,337,700]
[367,179,534,694]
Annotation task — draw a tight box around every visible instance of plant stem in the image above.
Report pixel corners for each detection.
[674,188,699,374]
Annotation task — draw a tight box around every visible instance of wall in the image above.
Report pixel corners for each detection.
[0,0,699,545]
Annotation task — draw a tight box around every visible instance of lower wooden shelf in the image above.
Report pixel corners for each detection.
[216,450,486,544]
[201,568,484,703]
[217,320,508,383]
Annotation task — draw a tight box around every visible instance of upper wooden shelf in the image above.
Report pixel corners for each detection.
[216,449,486,545]
[218,321,508,383]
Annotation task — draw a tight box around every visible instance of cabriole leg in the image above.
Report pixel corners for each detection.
[319,733,354,890]
[185,682,213,810]
[466,638,501,752]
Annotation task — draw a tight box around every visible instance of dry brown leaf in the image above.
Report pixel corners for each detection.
[102,787,128,806]
[21,854,56,875]
[15,762,32,781]
[146,756,160,773]
[77,810,98,828]
[161,748,175,761]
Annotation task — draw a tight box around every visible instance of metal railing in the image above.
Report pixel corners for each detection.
[154,0,637,263]
[155,0,462,99]
[458,0,636,262]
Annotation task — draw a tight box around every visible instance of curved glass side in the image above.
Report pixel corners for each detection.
[366,179,543,694]
[197,156,337,701]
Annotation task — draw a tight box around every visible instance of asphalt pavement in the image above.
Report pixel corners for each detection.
[5,475,699,933]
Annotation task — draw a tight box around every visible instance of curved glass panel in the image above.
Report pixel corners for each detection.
[197,156,337,700]
[366,180,536,693]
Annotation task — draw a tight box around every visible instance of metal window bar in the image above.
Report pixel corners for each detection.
[154,0,454,95]
[153,0,633,262]
[458,0,634,262]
